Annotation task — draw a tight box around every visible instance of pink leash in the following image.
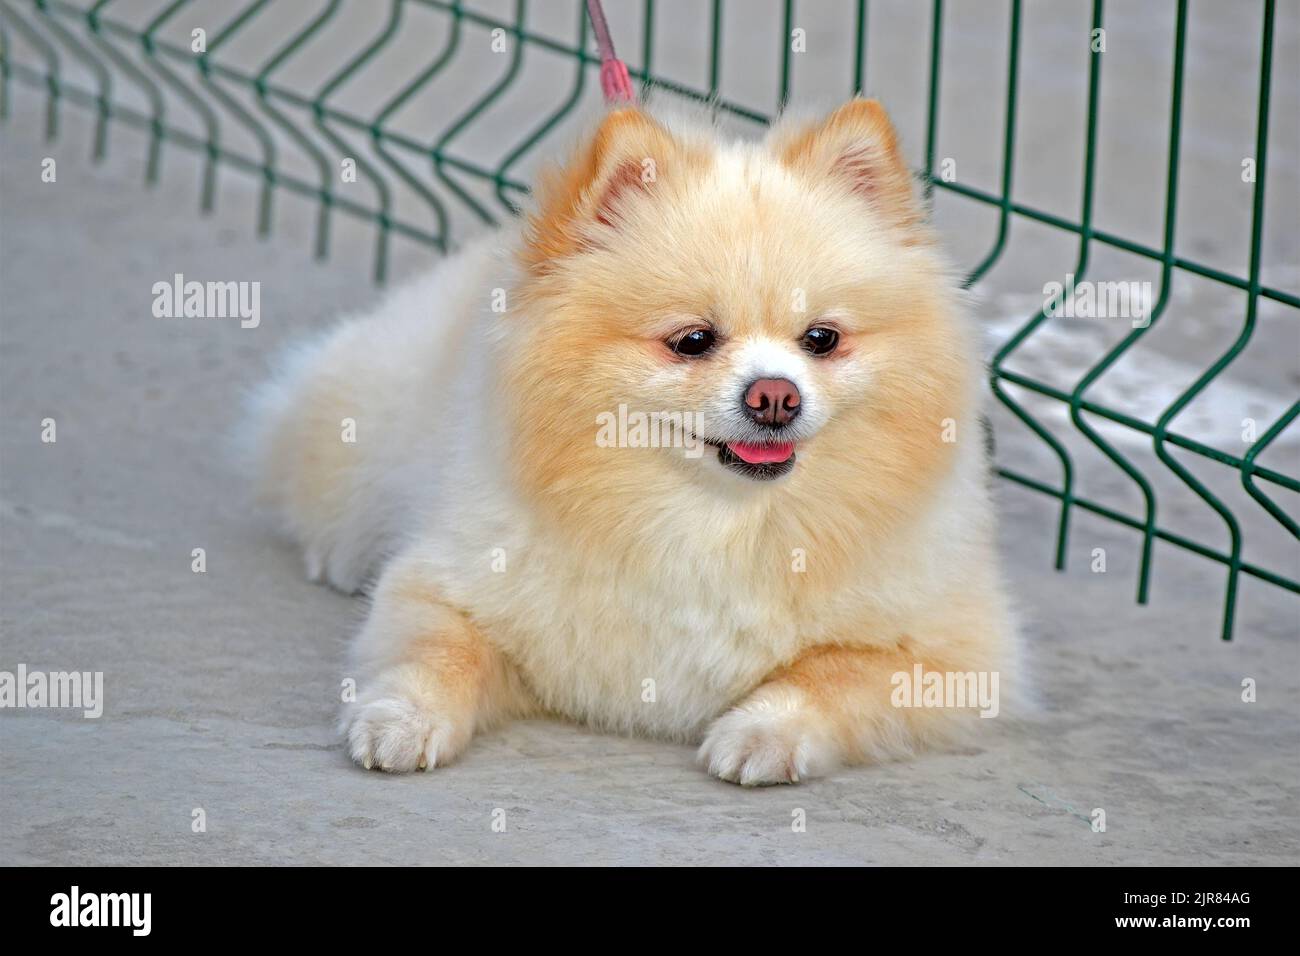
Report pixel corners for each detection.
[586,0,635,103]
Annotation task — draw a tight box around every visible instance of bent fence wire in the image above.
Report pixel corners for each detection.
[1,0,1295,640]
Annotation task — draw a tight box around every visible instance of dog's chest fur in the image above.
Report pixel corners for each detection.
[430,502,810,741]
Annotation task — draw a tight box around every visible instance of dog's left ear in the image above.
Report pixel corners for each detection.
[523,108,689,273]
[772,98,921,230]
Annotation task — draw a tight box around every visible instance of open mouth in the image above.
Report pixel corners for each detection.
[704,439,797,480]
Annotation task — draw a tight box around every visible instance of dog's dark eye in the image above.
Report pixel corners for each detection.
[802,327,839,356]
[671,329,716,357]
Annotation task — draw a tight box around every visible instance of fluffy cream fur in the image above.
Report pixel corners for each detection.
[247,100,1016,784]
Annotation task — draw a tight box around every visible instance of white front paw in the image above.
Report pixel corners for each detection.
[698,690,832,786]
[341,682,469,773]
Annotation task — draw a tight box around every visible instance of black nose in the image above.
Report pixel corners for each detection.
[742,378,801,426]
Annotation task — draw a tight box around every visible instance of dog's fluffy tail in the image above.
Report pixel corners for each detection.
[238,235,507,592]
[238,323,398,593]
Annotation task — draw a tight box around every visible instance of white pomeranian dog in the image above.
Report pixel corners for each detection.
[247,100,1015,785]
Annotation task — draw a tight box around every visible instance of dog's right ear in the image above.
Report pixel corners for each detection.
[523,108,685,273]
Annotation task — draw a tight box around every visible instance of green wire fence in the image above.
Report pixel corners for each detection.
[1,0,1295,640]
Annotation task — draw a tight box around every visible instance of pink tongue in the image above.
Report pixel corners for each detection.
[726,441,795,465]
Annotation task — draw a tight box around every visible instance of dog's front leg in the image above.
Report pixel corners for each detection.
[340,551,529,772]
[699,643,984,786]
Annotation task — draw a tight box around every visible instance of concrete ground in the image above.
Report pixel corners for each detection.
[1,0,1298,865]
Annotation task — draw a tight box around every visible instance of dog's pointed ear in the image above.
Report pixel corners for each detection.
[523,108,682,273]
[772,98,921,230]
